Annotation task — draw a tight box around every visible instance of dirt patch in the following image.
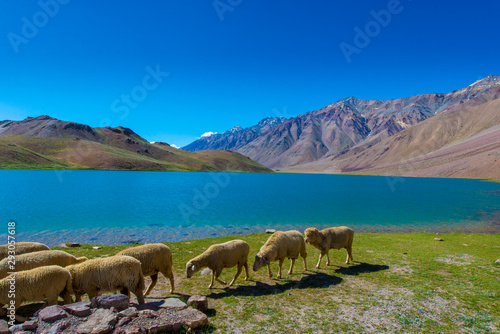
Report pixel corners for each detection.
[435,254,473,266]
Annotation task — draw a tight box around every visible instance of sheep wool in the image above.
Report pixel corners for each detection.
[0,265,73,322]
[117,243,175,295]
[304,226,354,268]
[186,239,250,289]
[0,242,50,261]
[0,250,88,279]
[66,255,145,304]
[253,230,307,279]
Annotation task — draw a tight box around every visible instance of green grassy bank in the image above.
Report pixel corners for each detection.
[55,233,500,333]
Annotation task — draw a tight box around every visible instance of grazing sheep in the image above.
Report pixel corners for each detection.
[0,242,49,261]
[186,240,249,289]
[66,255,145,304]
[117,243,175,295]
[0,265,73,322]
[304,226,354,268]
[253,230,307,279]
[0,250,88,279]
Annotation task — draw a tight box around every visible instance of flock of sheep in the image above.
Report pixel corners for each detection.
[0,226,354,322]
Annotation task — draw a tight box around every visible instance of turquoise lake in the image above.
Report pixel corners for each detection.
[0,169,499,246]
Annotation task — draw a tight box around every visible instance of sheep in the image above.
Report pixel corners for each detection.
[66,255,145,304]
[0,250,87,279]
[186,240,249,289]
[0,242,50,261]
[0,265,73,322]
[253,230,307,279]
[117,243,175,295]
[304,226,354,268]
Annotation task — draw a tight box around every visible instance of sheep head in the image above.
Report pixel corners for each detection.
[186,260,199,278]
[252,254,269,272]
[304,227,319,244]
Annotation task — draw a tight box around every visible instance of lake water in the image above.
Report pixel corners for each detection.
[0,169,499,246]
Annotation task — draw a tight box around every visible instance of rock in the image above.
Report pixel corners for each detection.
[118,307,138,318]
[138,310,157,318]
[265,229,276,233]
[45,320,70,334]
[495,258,500,264]
[147,320,183,333]
[0,320,8,334]
[91,294,129,311]
[57,243,68,248]
[157,298,187,310]
[22,320,38,330]
[463,244,469,247]
[116,317,132,327]
[64,301,92,317]
[178,307,209,329]
[434,238,444,241]
[187,295,208,313]
[8,325,23,333]
[38,305,68,322]
[92,246,102,250]
[68,243,81,247]
[76,308,117,334]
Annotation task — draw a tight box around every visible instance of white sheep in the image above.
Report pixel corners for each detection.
[253,230,307,279]
[0,242,50,261]
[0,265,73,322]
[0,250,87,279]
[304,226,354,268]
[186,240,249,289]
[66,255,145,304]
[117,243,175,295]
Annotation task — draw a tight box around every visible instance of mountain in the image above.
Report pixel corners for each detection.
[182,116,287,152]
[183,75,500,177]
[0,116,272,173]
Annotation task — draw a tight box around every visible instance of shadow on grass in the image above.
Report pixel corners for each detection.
[207,272,343,299]
[333,262,389,275]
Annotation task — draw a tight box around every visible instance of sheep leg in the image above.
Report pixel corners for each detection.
[144,273,158,296]
[215,268,227,286]
[346,246,353,263]
[164,268,175,294]
[302,254,307,271]
[277,258,284,279]
[326,252,331,266]
[229,265,242,286]
[288,258,296,275]
[243,261,249,281]
[316,253,324,269]
[74,292,82,302]
[133,290,145,305]
[120,287,130,297]
[267,264,273,278]
[60,291,73,304]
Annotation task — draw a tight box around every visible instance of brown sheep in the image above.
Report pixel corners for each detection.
[253,230,307,279]
[304,226,354,268]
[0,250,87,279]
[0,242,49,261]
[186,240,250,289]
[117,243,175,295]
[66,255,145,304]
[0,265,73,322]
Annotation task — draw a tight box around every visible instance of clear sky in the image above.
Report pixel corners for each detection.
[1,0,499,147]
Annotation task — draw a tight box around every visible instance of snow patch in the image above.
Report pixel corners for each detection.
[201,131,217,138]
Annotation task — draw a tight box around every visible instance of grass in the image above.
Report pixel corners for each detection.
[53,233,500,333]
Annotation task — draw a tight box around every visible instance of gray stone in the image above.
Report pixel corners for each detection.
[76,308,117,334]
[118,307,138,318]
[147,321,183,333]
[157,298,187,310]
[38,305,68,322]
[8,325,23,334]
[92,246,102,250]
[64,301,92,317]
[187,295,208,313]
[265,229,276,233]
[22,320,38,330]
[0,320,8,334]
[68,243,81,247]
[91,294,129,311]
[116,317,132,327]
[138,310,157,318]
[434,238,444,241]
[57,243,68,248]
[178,307,209,329]
[44,320,70,334]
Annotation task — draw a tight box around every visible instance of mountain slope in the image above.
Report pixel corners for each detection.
[0,116,272,172]
[183,75,500,172]
[284,92,500,178]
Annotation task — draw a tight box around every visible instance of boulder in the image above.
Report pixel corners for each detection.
[64,301,92,317]
[91,294,129,311]
[76,308,117,334]
[187,295,208,313]
[38,305,68,322]
[178,307,209,329]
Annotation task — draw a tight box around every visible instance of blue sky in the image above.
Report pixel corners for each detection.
[1,0,499,147]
